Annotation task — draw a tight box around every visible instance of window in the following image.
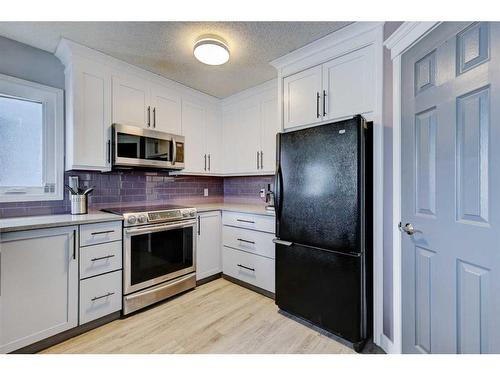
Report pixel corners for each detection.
[0,73,63,202]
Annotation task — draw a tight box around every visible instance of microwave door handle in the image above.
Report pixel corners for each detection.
[171,138,177,165]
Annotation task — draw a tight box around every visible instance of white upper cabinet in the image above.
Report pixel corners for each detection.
[181,99,207,173]
[322,45,374,121]
[150,84,182,134]
[260,92,279,173]
[282,65,322,130]
[205,107,223,174]
[112,75,151,128]
[222,81,278,175]
[272,23,383,131]
[63,58,112,171]
[0,226,78,353]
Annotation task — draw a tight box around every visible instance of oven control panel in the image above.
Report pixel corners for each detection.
[123,208,197,227]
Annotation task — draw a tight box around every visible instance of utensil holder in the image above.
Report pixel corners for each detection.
[71,194,88,215]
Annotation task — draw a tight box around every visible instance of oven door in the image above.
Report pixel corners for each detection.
[124,219,196,295]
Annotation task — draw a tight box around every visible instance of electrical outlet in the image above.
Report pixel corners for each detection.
[204,188,208,197]
[260,188,266,198]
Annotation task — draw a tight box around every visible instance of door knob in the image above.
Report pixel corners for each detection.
[399,222,415,235]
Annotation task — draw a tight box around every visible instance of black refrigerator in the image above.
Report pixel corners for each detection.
[274,115,372,352]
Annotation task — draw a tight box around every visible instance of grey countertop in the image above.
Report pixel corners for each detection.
[0,202,274,234]
[0,212,123,234]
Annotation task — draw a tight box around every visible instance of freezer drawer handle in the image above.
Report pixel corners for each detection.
[272,238,293,246]
[236,219,255,224]
[237,264,255,272]
[91,254,115,262]
[91,292,115,302]
[237,238,255,244]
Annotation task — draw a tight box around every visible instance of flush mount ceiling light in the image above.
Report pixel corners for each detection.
[193,35,230,66]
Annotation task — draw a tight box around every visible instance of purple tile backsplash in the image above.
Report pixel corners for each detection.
[0,171,274,218]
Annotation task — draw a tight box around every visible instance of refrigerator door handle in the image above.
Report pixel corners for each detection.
[273,238,293,246]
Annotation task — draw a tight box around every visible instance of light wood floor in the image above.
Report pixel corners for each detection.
[42,278,354,354]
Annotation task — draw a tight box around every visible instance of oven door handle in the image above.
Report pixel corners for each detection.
[125,219,197,235]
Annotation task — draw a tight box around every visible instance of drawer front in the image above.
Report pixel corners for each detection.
[222,211,275,234]
[80,241,122,279]
[222,247,275,293]
[80,221,122,247]
[223,225,275,259]
[79,270,122,324]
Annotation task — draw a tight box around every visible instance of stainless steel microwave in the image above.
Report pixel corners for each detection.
[112,124,185,170]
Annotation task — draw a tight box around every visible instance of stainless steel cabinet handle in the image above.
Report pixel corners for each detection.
[91,292,115,302]
[91,230,115,236]
[198,216,201,235]
[237,238,255,244]
[107,140,111,164]
[316,92,320,118]
[260,151,263,169]
[153,107,156,128]
[208,154,211,171]
[237,264,255,272]
[399,222,415,236]
[147,106,151,127]
[237,219,255,224]
[73,230,77,260]
[257,151,260,170]
[323,90,327,116]
[204,154,207,171]
[0,249,2,296]
[91,254,115,262]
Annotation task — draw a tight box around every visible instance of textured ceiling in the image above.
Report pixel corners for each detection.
[0,22,351,98]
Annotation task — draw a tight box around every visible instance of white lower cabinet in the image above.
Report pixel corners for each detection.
[79,270,122,325]
[221,212,275,293]
[196,211,222,281]
[222,247,275,293]
[0,226,79,353]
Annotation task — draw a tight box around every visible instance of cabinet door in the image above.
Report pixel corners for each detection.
[260,91,279,173]
[222,108,240,174]
[205,107,222,174]
[196,211,222,281]
[181,99,206,173]
[112,75,150,128]
[0,226,78,353]
[237,103,261,173]
[151,84,181,134]
[283,65,322,130]
[322,45,375,121]
[69,60,112,171]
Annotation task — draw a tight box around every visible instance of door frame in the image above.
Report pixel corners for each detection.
[384,22,441,354]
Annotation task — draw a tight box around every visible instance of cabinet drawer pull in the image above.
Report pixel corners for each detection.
[91,230,115,236]
[237,264,255,272]
[237,238,255,244]
[236,219,255,224]
[91,254,115,262]
[91,292,115,302]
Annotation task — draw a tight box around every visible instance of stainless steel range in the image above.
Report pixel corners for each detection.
[103,204,197,315]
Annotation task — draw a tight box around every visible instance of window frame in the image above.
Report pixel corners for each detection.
[0,73,64,203]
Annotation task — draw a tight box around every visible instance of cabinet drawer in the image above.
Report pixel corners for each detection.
[79,270,122,324]
[80,241,122,279]
[223,225,275,259]
[222,211,275,234]
[222,247,275,293]
[80,221,122,247]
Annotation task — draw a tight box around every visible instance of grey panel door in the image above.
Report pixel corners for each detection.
[401,22,500,353]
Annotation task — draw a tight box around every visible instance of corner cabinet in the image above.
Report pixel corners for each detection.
[0,226,79,353]
[273,23,383,131]
[196,211,222,281]
[222,81,279,175]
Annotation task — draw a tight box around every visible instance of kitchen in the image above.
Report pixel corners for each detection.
[1,3,499,372]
